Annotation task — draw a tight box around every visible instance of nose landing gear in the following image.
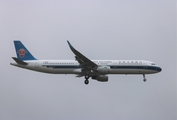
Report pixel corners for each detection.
[143,74,147,82]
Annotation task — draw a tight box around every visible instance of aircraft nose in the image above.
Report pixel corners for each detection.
[157,67,162,72]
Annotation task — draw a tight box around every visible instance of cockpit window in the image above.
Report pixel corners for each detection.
[151,63,156,65]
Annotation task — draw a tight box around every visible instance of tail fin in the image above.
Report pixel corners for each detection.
[14,40,37,60]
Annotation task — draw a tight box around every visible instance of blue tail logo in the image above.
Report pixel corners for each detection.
[14,40,37,60]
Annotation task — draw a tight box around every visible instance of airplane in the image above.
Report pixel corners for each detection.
[10,40,162,85]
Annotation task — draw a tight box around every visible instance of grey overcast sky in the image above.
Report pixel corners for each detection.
[0,0,176,120]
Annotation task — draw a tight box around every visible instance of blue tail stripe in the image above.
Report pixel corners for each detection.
[14,40,37,60]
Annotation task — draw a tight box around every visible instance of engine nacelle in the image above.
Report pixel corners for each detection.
[92,75,108,82]
[96,66,110,74]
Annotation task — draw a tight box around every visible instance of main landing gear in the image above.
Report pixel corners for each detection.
[143,74,147,82]
[84,75,90,85]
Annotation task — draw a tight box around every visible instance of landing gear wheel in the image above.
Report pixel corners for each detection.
[143,74,147,82]
[84,80,89,85]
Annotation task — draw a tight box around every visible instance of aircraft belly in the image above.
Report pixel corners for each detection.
[110,69,157,74]
[44,68,74,74]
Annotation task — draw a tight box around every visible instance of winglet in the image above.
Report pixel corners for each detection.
[67,40,74,50]
[67,40,78,55]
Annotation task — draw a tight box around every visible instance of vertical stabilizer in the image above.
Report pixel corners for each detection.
[14,40,37,60]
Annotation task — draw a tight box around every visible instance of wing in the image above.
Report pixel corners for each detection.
[67,41,98,71]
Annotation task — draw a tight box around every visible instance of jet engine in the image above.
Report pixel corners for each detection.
[96,66,110,74]
[92,75,108,82]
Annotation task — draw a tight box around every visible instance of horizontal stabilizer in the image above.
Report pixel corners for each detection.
[12,57,28,65]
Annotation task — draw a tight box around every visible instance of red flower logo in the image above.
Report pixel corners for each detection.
[18,49,27,58]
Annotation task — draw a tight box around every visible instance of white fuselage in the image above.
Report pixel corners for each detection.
[10,60,162,75]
